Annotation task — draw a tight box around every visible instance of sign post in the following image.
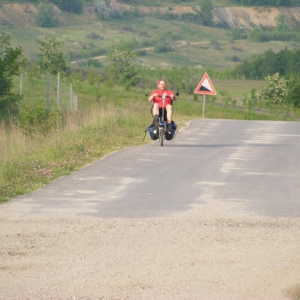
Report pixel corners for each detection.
[202,95,206,118]
[194,73,217,118]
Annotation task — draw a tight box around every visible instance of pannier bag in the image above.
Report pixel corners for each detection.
[147,124,159,140]
[165,121,177,140]
[147,120,177,141]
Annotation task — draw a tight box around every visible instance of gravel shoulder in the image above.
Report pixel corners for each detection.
[1,212,300,299]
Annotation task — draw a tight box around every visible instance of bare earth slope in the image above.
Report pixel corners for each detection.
[1,2,300,29]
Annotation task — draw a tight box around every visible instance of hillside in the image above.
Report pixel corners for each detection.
[1,2,300,29]
[1,2,300,70]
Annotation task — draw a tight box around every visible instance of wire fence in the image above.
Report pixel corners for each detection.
[19,72,78,112]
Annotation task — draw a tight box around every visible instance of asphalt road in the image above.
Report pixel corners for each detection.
[3,118,300,219]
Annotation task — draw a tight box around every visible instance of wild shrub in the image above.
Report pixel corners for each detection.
[256,73,288,106]
[35,1,58,28]
[231,27,247,40]
[286,73,300,108]
[153,43,172,53]
[86,32,104,40]
[51,0,83,14]
[226,55,240,62]
[248,27,296,42]
[18,100,65,137]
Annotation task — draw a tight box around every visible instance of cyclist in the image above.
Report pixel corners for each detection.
[148,79,175,131]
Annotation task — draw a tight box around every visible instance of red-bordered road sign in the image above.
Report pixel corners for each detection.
[194,73,217,95]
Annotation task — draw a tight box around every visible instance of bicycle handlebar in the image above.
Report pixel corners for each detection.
[159,92,179,97]
[145,92,179,98]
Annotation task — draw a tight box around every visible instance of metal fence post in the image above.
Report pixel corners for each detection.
[70,84,73,110]
[20,72,23,105]
[57,73,60,107]
[46,72,50,109]
[75,95,78,112]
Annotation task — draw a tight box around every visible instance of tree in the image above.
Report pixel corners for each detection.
[36,37,68,75]
[35,1,58,28]
[106,45,139,87]
[276,14,290,32]
[197,0,213,26]
[286,73,300,107]
[50,0,83,14]
[96,0,110,20]
[0,33,24,110]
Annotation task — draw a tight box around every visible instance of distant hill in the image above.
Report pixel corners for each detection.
[1,1,300,70]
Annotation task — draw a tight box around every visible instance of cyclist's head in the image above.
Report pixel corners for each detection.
[157,79,167,90]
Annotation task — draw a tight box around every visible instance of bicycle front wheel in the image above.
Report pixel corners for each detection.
[159,128,164,146]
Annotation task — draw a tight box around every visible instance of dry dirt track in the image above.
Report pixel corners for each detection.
[1,119,300,300]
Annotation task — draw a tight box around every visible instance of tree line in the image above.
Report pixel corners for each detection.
[234,48,300,79]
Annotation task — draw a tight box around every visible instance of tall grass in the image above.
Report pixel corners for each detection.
[0,97,150,202]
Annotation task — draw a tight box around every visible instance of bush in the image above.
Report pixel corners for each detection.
[226,55,240,62]
[153,43,172,53]
[248,27,297,42]
[231,27,247,40]
[18,100,65,137]
[51,0,83,14]
[86,32,104,40]
[96,0,110,20]
[256,73,288,106]
[35,1,58,28]
[286,73,300,108]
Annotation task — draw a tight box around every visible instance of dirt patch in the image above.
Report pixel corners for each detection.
[214,6,300,29]
[214,6,279,29]
[169,6,197,15]
[0,3,37,26]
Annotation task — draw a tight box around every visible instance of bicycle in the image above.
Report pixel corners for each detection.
[143,92,179,146]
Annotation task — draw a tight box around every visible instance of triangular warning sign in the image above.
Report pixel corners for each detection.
[194,73,217,95]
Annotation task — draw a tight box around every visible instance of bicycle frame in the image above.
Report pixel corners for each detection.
[158,94,167,146]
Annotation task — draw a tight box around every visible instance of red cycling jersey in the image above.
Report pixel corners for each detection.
[150,89,174,108]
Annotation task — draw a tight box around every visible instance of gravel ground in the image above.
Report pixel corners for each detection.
[1,212,300,300]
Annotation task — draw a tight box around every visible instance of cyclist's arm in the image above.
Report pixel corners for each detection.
[148,93,159,102]
[169,92,175,101]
